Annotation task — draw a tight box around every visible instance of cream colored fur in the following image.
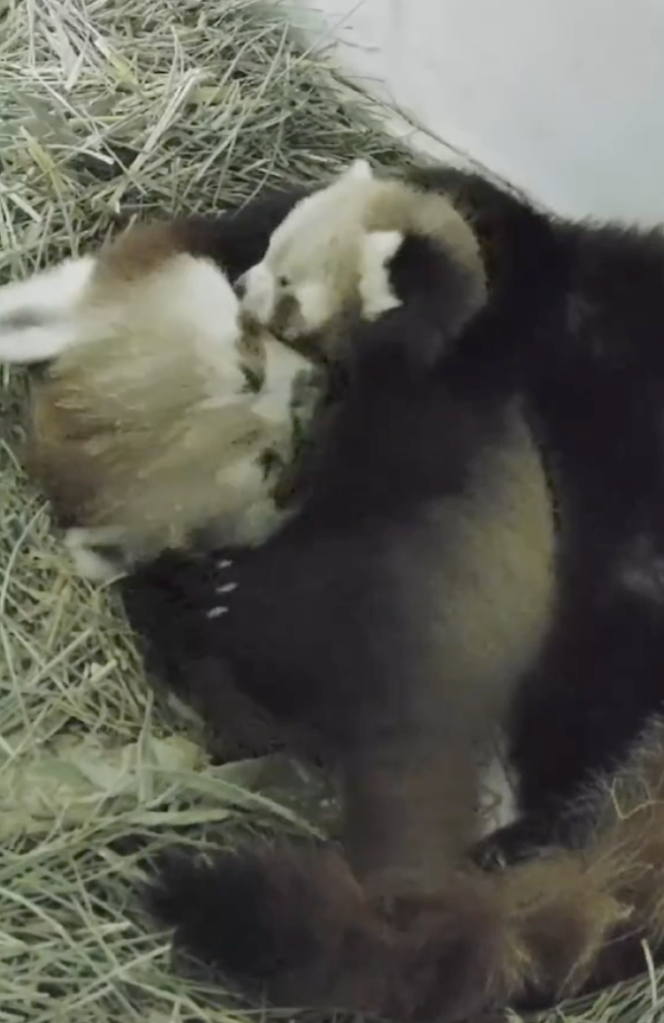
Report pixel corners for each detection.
[0,226,319,580]
[239,159,486,357]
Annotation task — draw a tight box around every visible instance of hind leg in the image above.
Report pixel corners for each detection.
[341,728,481,895]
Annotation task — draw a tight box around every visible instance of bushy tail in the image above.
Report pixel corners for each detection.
[144,716,664,1022]
[0,256,94,363]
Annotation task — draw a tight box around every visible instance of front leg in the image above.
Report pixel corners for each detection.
[119,549,288,762]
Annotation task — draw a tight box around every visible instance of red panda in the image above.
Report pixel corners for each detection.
[237,157,487,370]
[130,163,664,1022]
[0,221,322,581]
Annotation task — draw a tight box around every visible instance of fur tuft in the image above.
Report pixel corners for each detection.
[346,158,373,183]
[0,256,96,363]
[145,840,395,1010]
[144,846,290,978]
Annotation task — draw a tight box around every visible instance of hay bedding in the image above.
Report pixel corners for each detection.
[0,1,660,1021]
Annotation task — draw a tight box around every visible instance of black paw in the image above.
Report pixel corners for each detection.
[145,845,283,987]
[144,840,341,995]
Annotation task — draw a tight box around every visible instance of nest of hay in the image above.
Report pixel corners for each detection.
[0,1,661,1021]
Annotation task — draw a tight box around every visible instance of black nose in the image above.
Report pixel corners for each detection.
[234,272,247,298]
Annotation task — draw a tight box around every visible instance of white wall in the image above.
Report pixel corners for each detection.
[289,0,664,225]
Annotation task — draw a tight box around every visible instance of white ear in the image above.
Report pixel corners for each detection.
[344,158,373,183]
[358,230,404,320]
[0,256,95,363]
[364,230,403,264]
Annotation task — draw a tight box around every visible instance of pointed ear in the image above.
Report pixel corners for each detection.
[358,231,404,320]
[0,256,95,363]
[343,158,373,183]
[364,230,403,265]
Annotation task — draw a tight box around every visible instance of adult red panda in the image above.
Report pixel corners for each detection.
[123,162,664,1021]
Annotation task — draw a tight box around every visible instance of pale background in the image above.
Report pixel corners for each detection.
[289,0,664,225]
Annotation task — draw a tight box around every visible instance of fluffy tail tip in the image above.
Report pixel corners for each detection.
[142,845,287,986]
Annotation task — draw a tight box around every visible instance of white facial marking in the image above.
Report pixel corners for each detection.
[292,281,330,333]
[239,263,278,324]
[358,230,404,320]
[239,159,376,335]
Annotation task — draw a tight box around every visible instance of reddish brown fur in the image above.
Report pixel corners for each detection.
[91,219,250,295]
[23,372,112,526]
[93,221,182,286]
[130,169,664,1015]
[148,716,664,1021]
[24,366,271,534]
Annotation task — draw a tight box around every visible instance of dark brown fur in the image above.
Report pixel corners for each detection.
[127,165,664,1019]
[128,303,556,905]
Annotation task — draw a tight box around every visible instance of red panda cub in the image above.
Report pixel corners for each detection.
[237,157,487,370]
[0,223,322,582]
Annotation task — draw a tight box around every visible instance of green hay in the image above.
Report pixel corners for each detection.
[0,1,661,1021]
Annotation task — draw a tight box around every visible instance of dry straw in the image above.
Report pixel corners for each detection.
[0,0,660,1021]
